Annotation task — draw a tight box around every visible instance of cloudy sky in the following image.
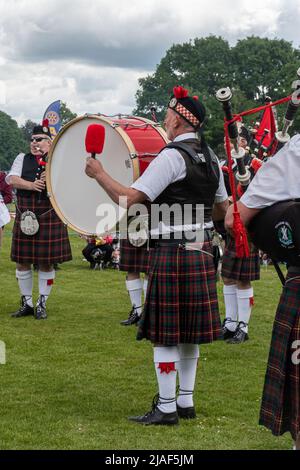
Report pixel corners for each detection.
[0,0,300,125]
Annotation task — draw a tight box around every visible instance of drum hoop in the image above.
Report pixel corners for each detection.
[118,115,169,180]
[46,115,168,235]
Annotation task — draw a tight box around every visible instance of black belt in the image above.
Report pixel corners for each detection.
[150,229,213,248]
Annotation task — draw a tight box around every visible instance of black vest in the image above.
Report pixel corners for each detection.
[151,138,220,238]
[18,153,47,199]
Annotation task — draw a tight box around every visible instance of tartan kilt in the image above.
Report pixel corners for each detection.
[221,236,260,281]
[119,238,150,273]
[11,194,72,265]
[259,274,300,440]
[136,241,222,345]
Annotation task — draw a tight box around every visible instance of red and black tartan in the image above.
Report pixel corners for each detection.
[11,193,72,265]
[119,238,150,273]
[221,236,260,281]
[136,241,222,345]
[259,273,300,440]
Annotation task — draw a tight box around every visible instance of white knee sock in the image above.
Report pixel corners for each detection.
[143,278,148,300]
[223,284,238,332]
[177,344,200,408]
[38,270,55,303]
[126,278,143,315]
[16,270,33,307]
[154,346,180,414]
[237,287,254,333]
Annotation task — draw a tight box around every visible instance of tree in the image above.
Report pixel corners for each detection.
[0,111,29,170]
[60,101,77,126]
[134,36,300,149]
[232,37,300,101]
[20,119,39,143]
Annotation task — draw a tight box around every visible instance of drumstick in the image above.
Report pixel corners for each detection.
[85,124,106,158]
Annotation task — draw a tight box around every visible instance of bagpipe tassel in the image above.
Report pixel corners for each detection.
[233,210,250,258]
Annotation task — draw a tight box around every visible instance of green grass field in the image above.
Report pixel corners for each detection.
[0,223,292,450]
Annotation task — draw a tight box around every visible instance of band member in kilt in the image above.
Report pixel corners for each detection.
[225,134,300,449]
[119,219,150,326]
[221,126,260,344]
[6,121,72,319]
[86,85,228,425]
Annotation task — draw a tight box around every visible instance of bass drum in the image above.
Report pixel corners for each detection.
[46,115,168,236]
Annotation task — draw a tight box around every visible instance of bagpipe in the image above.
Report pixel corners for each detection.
[215,68,300,259]
[249,200,300,273]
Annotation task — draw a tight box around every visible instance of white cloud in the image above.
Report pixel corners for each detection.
[0,0,299,124]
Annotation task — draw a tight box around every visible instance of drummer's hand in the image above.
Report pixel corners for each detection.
[40,171,46,182]
[85,157,104,179]
[31,179,45,192]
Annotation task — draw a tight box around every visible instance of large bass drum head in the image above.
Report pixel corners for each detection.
[46,115,132,236]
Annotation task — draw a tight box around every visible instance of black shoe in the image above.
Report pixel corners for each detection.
[128,394,178,426]
[11,296,34,318]
[227,321,249,344]
[120,306,141,326]
[177,404,196,419]
[35,295,47,320]
[222,317,237,340]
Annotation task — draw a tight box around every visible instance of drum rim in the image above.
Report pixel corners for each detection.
[46,114,168,236]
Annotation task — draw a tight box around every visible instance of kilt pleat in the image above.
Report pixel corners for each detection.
[259,275,300,440]
[221,236,260,281]
[137,241,222,345]
[11,194,72,265]
[119,238,150,273]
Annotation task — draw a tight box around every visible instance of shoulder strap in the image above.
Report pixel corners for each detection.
[165,141,219,183]
[165,142,205,164]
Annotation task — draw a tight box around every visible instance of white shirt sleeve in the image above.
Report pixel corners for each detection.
[241,134,300,209]
[5,153,25,184]
[131,148,186,201]
[214,158,228,203]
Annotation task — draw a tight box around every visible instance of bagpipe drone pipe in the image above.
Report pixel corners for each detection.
[215,68,300,258]
[216,67,300,184]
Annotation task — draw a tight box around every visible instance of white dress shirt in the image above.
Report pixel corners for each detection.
[131,133,227,203]
[5,153,25,184]
[241,134,300,209]
[131,132,228,236]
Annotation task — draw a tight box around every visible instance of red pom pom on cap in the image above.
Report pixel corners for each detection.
[42,119,49,128]
[173,86,189,99]
[85,124,105,155]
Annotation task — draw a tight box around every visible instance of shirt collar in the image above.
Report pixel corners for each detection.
[173,132,197,142]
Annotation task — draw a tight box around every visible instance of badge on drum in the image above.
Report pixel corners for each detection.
[20,210,39,236]
[128,214,149,247]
